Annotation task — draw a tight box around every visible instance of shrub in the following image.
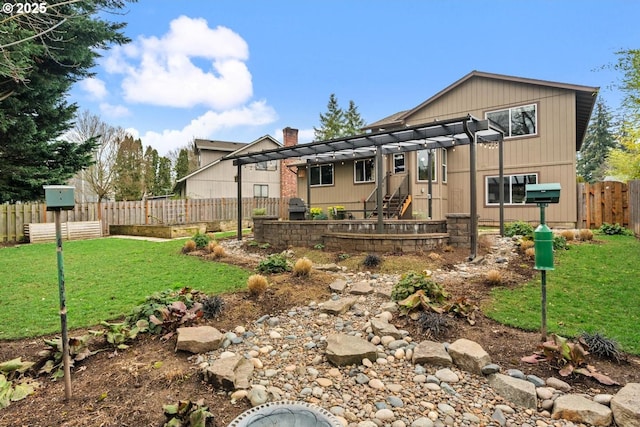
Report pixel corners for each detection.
[212,245,226,258]
[182,239,196,253]
[391,271,447,302]
[580,331,624,363]
[578,228,594,241]
[520,240,535,251]
[206,241,218,253]
[485,269,503,285]
[428,252,442,261]
[504,221,534,238]
[247,274,268,296]
[313,213,328,220]
[363,254,382,268]
[252,208,266,216]
[192,232,210,249]
[309,207,323,219]
[293,257,313,277]
[560,230,575,241]
[417,311,450,339]
[257,253,292,274]
[598,223,632,236]
[201,295,225,319]
[525,247,535,258]
[553,235,568,250]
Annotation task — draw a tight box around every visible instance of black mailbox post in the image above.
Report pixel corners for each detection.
[288,198,307,220]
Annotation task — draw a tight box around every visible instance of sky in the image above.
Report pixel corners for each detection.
[71,0,640,156]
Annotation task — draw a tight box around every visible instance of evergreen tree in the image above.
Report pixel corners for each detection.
[175,149,190,181]
[143,146,159,196]
[314,94,346,141]
[344,100,366,136]
[156,157,173,196]
[114,136,144,201]
[0,0,131,202]
[577,101,619,183]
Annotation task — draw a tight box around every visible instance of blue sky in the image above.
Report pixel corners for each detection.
[71,0,640,155]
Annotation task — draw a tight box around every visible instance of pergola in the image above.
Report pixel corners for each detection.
[225,115,505,259]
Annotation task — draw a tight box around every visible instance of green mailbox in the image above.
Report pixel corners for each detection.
[44,185,75,211]
[525,183,561,204]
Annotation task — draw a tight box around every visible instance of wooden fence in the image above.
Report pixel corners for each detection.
[577,180,640,234]
[1,197,289,243]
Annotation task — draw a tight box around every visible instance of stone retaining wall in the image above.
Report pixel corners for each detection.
[252,215,473,253]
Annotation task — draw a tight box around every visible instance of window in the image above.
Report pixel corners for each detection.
[310,163,333,186]
[441,148,447,183]
[393,153,405,174]
[486,174,537,205]
[256,160,276,171]
[417,149,436,182]
[253,184,268,198]
[486,104,537,137]
[354,158,375,183]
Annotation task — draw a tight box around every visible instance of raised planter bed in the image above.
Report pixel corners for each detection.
[109,223,206,239]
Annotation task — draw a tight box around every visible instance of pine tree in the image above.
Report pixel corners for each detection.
[143,146,159,196]
[314,94,346,141]
[114,136,144,201]
[155,157,173,196]
[577,101,619,183]
[175,149,191,181]
[344,100,366,136]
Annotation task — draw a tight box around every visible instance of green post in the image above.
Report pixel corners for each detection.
[54,210,72,400]
[534,203,554,342]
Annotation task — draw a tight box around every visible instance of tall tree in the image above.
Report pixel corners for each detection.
[577,101,619,183]
[606,122,640,181]
[143,146,159,196]
[155,157,173,196]
[66,110,125,201]
[0,0,132,203]
[174,149,191,181]
[114,135,144,201]
[614,49,640,118]
[314,94,366,141]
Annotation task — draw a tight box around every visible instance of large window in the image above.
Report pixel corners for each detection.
[310,163,334,186]
[486,174,537,205]
[417,149,436,182]
[441,148,447,183]
[256,160,277,171]
[253,184,268,198]
[354,158,375,183]
[393,153,405,174]
[486,104,537,137]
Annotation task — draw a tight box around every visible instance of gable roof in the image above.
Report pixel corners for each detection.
[176,135,282,185]
[363,70,599,149]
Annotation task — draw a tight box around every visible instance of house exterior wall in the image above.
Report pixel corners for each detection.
[184,138,281,199]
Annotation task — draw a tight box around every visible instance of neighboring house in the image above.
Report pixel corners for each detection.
[175,135,283,199]
[296,71,598,227]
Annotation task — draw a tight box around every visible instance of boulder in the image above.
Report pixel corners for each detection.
[320,297,357,315]
[370,317,402,340]
[447,338,491,375]
[325,334,378,366]
[349,281,374,295]
[203,355,254,390]
[412,340,452,366]
[175,326,223,353]
[552,394,612,426]
[487,373,537,409]
[611,383,640,427]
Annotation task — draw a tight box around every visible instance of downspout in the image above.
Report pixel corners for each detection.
[463,118,478,260]
[236,162,243,241]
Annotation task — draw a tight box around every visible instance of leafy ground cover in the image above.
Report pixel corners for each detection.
[485,234,640,354]
[0,237,250,339]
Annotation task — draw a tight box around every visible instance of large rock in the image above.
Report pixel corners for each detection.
[370,317,402,339]
[325,334,378,366]
[412,340,452,366]
[320,297,357,315]
[447,338,491,375]
[203,355,254,390]
[487,373,537,409]
[611,383,640,427]
[175,326,223,353]
[552,394,612,426]
[349,281,373,295]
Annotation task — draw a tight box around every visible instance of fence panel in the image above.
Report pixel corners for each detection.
[629,180,640,237]
[577,181,630,230]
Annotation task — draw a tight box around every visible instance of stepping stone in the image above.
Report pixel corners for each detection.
[320,297,357,315]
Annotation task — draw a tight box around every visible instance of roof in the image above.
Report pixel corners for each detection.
[194,139,246,152]
[226,115,504,166]
[176,135,282,185]
[363,70,599,149]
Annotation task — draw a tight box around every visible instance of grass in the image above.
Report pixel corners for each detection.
[0,237,250,340]
[485,234,640,354]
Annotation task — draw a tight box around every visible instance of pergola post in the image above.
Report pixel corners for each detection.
[375,146,384,232]
[499,138,505,236]
[236,163,243,241]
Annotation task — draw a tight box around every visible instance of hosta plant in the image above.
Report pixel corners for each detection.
[149,301,204,341]
[39,334,98,380]
[0,358,38,409]
[257,253,291,274]
[163,399,214,427]
[94,320,149,350]
[392,271,447,302]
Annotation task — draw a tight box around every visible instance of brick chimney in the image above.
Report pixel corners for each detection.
[280,127,298,198]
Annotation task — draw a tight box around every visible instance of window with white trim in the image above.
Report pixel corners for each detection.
[417,149,436,182]
[486,173,537,205]
[441,148,447,183]
[354,158,375,183]
[310,163,334,186]
[486,104,537,137]
[253,184,269,198]
[393,153,405,174]
[256,160,277,171]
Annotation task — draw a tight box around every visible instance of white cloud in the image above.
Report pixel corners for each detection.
[79,77,108,100]
[100,103,130,118]
[106,16,252,110]
[132,100,278,156]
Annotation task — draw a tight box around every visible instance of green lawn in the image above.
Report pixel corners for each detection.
[485,234,640,354]
[0,237,250,339]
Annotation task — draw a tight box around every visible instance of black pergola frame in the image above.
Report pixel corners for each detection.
[225,114,505,259]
